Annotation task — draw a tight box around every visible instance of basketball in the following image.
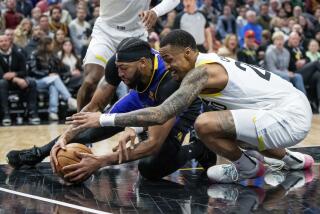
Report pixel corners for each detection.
[56,143,92,177]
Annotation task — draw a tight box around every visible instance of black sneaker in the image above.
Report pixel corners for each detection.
[6,146,45,169]
[189,130,217,171]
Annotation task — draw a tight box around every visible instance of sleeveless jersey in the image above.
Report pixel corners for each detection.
[195,53,301,110]
[99,0,150,31]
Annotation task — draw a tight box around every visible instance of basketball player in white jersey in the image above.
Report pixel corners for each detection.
[67,30,315,183]
[78,0,180,111]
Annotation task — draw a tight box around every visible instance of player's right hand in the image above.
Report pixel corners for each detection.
[50,137,67,173]
[112,127,136,164]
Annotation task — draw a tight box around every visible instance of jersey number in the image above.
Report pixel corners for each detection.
[235,61,271,81]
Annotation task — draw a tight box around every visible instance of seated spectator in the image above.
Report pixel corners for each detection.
[57,38,83,93]
[25,25,44,56]
[68,7,91,56]
[53,29,66,54]
[306,39,320,62]
[39,15,54,38]
[16,0,33,18]
[237,30,259,66]
[0,34,40,126]
[49,6,69,36]
[4,28,26,58]
[216,5,237,40]
[236,6,247,33]
[31,7,42,26]
[257,30,272,67]
[286,31,320,112]
[28,37,77,121]
[257,3,271,30]
[239,10,263,48]
[217,34,238,59]
[265,31,306,94]
[13,18,33,48]
[3,0,23,29]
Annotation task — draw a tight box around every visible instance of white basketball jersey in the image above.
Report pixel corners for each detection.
[196,53,301,110]
[99,0,150,30]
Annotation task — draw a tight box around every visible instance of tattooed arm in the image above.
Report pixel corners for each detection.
[112,66,209,127]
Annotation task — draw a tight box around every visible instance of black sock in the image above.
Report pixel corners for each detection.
[38,136,60,157]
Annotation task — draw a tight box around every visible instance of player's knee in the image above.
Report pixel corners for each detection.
[194,113,215,137]
[83,64,104,81]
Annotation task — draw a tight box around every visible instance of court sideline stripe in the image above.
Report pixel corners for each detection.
[0,187,111,214]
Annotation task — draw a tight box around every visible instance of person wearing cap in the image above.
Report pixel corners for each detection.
[239,10,263,48]
[7,37,216,183]
[237,30,259,66]
[77,0,181,114]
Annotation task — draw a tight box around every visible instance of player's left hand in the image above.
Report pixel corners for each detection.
[66,112,101,130]
[62,151,101,183]
[139,10,157,30]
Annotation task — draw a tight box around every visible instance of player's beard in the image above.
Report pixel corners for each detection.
[127,68,142,89]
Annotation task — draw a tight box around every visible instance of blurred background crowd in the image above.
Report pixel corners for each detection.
[1,0,320,127]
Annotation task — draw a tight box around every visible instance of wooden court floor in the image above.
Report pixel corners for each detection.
[0,115,319,165]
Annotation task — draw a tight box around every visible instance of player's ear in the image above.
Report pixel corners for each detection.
[139,57,147,68]
[184,47,191,58]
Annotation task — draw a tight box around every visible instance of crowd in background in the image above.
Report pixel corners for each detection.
[0,0,320,127]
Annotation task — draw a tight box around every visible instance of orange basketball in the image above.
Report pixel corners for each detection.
[56,143,92,176]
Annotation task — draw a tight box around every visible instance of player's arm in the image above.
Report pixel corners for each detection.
[67,65,210,128]
[62,118,176,183]
[140,0,180,29]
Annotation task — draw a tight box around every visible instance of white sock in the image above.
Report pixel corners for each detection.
[282,150,303,167]
[233,153,256,171]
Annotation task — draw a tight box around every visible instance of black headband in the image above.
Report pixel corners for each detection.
[116,47,152,62]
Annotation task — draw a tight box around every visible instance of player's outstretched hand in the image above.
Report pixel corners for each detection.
[50,137,67,173]
[112,127,137,164]
[66,112,102,130]
[63,151,101,183]
[139,10,157,30]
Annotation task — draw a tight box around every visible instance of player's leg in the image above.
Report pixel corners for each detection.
[77,21,116,111]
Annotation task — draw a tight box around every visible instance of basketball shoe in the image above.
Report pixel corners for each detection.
[6,146,45,169]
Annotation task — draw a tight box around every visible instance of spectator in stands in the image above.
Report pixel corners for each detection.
[173,0,213,53]
[45,0,72,25]
[257,3,271,30]
[0,34,40,126]
[257,30,272,67]
[28,36,77,121]
[269,0,280,17]
[217,33,238,59]
[39,15,54,38]
[236,6,247,34]
[3,0,23,29]
[88,5,99,28]
[207,24,222,53]
[265,31,306,94]
[49,6,69,36]
[57,38,83,93]
[282,0,293,17]
[199,0,219,24]
[31,7,42,26]
[306,39,320,61]
[286,31,320,111]
[4,28,25,56]
[53,29,66,53]
[298,15,315,39]
[68,6,90,56]
[237,30,259,66]
[216,5,236,40]
[239,10,263,47]
[13,18,33,48]
[62,0,80,19]
[16,0,33,17]
[25,25,44,56]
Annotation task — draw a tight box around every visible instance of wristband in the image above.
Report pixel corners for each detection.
[129,127,144,134]
[99,113,116,127]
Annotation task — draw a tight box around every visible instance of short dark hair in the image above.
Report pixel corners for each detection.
[116,37,152,62]
[160,30,197,51]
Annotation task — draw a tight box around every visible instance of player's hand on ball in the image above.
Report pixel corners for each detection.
[50,137,67,173]
[62,151,101,183]
[66,112,102,130]
[112,127,137,164]
[139,10,157,30]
